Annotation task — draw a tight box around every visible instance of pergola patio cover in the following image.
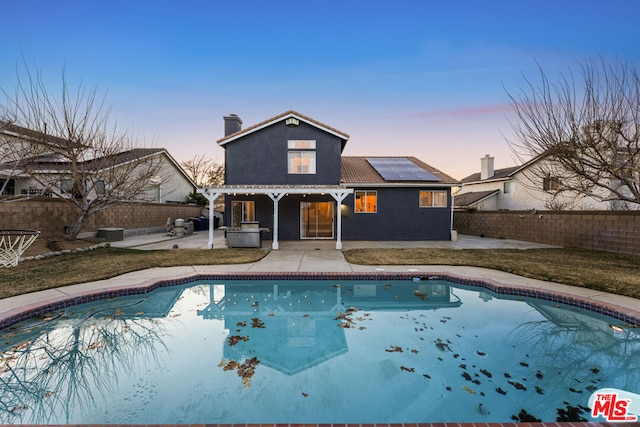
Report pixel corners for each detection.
[197,185,353,250]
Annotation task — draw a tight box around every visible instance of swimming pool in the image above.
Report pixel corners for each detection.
[0,273,638,424]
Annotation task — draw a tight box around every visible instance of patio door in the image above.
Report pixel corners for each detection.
[300,201,334,239]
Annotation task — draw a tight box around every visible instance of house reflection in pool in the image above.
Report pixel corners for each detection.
[196,281,462,375]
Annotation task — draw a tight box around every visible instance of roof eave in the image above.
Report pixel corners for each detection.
[217,111,350,146]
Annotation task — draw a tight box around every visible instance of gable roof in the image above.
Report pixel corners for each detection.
[341,156,458,185]
[454,190,500,208]
[1,122,83,149]
[460,154,547,184]
[1,148,197,188]
[217,110,350,146]
[460,165,520,183]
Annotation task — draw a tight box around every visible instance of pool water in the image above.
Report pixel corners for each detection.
[0,279,638,424]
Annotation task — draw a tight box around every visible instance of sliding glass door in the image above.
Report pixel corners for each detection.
[300,201,334,239]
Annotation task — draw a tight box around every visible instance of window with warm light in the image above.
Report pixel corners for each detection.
[288,140,316,174]
[419,190,447,207]
[355,190,377,213]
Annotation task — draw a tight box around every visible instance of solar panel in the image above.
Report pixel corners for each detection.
[366,158,441,181]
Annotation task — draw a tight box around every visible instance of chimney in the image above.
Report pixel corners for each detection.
[480,154,494,180]
[223,114,243,136]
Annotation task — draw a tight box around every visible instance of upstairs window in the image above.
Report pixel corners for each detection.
[543,177,560,191]
[288,140,316,174]
[419,190,447,207]
[355,190,377,213]
[504,181,514,194]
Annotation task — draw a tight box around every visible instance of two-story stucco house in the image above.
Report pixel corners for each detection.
[198,111,458,249]
[456,154,620,211]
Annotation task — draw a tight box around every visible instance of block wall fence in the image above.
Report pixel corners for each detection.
[0,198,203,239]
[454,210,640,256]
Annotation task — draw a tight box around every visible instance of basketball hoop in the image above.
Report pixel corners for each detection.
[0,230,41,268]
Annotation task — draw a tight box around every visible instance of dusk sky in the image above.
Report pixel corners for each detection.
[2,0,639,180]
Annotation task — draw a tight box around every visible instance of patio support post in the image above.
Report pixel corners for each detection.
[330,191,351,250]
[197,189,222,249]
[267,192,285,250]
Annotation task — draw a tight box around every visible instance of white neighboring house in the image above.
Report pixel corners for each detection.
[455,154,614,211]
[0,123,196,203]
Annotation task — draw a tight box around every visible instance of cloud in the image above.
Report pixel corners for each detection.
[415,104,514,119]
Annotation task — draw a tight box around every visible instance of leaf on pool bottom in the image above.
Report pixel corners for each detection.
[251,318,265,328]
[413,290,427,301]
[463,386,476,395]
[10,341,30,351]
[480,369,492,378]
[9,405,29,413]
[228,335,249,347]
[496,387,507,395]
[400,366,415,372]
[302,392,309,397]
[236,321,247,327]
[535,386,544,394]
[435,340,451,352]
[43,390,60,398]
[508,380,527,391]
[219,357,261,388]
[84,341,106,351]
[385,346,403,353]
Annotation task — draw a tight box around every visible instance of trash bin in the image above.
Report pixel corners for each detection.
[198,216,209,230]
[189,218,201,231]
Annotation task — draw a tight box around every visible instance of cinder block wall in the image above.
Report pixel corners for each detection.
[454,210,640,255]
[0,198,203,238]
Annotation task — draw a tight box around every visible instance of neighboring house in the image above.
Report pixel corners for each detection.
[456,154,613,211]
[0,123,196,203]
[198,110,458,249]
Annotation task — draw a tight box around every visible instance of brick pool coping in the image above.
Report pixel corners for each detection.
[2,271,639,331]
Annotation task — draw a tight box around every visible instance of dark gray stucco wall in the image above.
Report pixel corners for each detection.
[225,187,452,242]
[341,187,452,240]
[224,120,343,185]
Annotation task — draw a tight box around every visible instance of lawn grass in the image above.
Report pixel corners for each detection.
[343,248,640,299]
[1,246,639,301]
[0,247,268,299]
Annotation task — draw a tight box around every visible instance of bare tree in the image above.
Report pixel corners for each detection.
[507,59,640,209]
[0,65,166,239]
[180,154,224,187]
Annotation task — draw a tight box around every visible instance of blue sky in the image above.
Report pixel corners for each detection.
[2,0,639,180]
